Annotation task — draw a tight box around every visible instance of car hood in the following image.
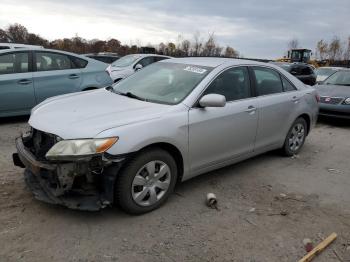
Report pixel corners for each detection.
[29,89,171,139]
[316,84,350,97]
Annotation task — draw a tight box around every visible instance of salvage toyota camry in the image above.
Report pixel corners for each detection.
[13,58,319,214]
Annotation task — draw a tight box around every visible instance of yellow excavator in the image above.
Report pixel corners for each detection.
[276,48,326,68]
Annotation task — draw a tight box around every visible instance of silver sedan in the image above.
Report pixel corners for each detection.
[14,58,319,214]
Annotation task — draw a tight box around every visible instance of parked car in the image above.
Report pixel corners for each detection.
[84,52,120,64]
[0,43,43,50]
[13,58,319,214]
[315,66,342,83]
[0,48,113,117]
[271,62,316,85]
[107,53,171,82]
[316,69,350,119]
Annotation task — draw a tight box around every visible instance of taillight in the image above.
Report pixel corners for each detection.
[315,94,320,103]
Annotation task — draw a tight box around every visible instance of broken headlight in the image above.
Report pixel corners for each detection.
[45,137,118,160]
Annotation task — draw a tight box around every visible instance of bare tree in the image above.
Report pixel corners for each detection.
[203,32,216,56]
[343,37,350,61]
[316,39,328,60]
[224,46,239,58]
[192,31,203,56]
[287,38,300,50]
[181,39,191,56]
[328,36,342,61]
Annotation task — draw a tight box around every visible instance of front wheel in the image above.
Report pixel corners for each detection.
[282,118,307,156]
[115,149,177,214]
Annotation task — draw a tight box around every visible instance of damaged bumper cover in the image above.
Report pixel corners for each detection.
[13,136,125,211]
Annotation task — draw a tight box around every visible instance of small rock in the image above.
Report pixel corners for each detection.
[280,210,289,216]
[280,193,287,198]
[249,208,256,213]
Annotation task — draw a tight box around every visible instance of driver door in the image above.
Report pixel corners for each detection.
[188,66,258,173]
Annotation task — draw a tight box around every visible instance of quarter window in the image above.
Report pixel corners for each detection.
[0,52,29,75]
[138,57,155,67]
[252,67,283,95]
[35,52,72,71]
[281,76,296,91]
[203,67,251,101]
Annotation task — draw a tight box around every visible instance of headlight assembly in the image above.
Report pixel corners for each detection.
[343,98,350,105]
[45,137,118,160]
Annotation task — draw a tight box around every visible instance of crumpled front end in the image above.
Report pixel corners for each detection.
[13,128,124,211]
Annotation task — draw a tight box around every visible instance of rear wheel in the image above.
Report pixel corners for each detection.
[115,149,177,214]
[282,117,307,156]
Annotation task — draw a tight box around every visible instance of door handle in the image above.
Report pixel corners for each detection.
[18,79,32,85]
[245,106,256,113]
[68,74,79,79]
[292,96,300,103]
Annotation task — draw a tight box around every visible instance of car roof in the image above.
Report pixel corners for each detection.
[162,57,270,68]
[0,47,87,58]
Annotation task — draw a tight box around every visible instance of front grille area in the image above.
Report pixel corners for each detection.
[27,129,58,161]
[319,96,344,105]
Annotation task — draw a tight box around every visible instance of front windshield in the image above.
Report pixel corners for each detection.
[111,54,141,67]
[315,68,338,78]
[323,71,350,86]
[113,62,213,104]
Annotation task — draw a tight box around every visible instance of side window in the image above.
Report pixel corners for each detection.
[155,57,169,62]
[281,75,297,91]
[138,57,155,67]
[203,67,251,101]
[0,52,29,75]
[35,52,72,71]
[252,67,283,96]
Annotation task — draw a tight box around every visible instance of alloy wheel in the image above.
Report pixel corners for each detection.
[288,123,305,152]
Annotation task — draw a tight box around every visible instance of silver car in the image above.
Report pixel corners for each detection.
[106,53,171,82]
[13,58,319,214]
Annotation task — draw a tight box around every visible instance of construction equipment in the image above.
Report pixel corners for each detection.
[276,48,312,63]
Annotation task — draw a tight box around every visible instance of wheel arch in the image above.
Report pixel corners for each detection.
[137,142,184,184]
[297,113,311,135]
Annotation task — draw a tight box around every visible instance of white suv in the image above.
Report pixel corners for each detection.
[0,43,43,50]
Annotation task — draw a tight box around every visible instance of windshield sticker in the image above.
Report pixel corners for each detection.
[184,66,207,74]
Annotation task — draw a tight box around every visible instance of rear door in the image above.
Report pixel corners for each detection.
[251,66,300,149]
[0,51,36,115]
[188,66,258,172]
[33,51,82,103]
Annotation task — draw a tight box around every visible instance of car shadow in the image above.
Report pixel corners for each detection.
[0,115,29,125]
[317,116,350,128]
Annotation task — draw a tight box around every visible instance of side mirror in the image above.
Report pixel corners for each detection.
[135,64,143,71]
[199,94,226,108]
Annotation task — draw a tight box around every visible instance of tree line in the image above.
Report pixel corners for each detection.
[287,37,350,61]
[0,24,240,58]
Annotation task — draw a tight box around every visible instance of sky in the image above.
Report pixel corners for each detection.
[0,0,349,59]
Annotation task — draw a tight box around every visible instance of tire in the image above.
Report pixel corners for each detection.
[282,117,307,156]
[115,148,178,215]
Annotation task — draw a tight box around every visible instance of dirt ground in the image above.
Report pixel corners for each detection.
[0,116,349,262]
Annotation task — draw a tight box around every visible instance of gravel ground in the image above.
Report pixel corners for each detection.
[0,116,349,262]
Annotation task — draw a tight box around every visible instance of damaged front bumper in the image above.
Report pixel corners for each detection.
[13,135,125,211]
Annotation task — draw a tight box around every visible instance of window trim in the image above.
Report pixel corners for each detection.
[0,50,32,75]
[192,65,254,108]
[33,50,77,72]
[280,74,297,92]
